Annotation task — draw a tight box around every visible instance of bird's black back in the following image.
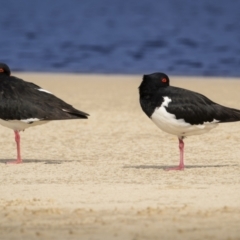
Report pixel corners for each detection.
[139,73,240,125]
[0,74,89,120]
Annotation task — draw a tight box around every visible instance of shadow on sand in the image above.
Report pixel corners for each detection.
[0,159,77,164]
[123,164,239,170]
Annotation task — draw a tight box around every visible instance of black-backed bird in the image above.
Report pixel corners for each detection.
[139,72,240,170]
[0,63,89,164]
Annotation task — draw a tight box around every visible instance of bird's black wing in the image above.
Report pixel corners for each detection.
[0,76,89,120]
[157,86,240,125]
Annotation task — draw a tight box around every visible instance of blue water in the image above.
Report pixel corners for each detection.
[1,0,240,76]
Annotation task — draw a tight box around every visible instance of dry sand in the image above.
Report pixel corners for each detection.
[0,73,240,240]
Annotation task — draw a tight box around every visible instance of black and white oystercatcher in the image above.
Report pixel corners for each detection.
[139,72,240,170]
[0,63,89,164]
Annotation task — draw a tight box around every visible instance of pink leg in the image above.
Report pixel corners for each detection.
[165,138,185,171]
[7,131,22,164]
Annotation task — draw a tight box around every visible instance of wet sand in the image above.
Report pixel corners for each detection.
[0,73,240,240]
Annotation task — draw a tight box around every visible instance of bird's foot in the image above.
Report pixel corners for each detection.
[6,159,22,164]
[165,165,184,171]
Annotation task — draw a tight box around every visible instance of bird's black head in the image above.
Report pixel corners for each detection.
[0,63,11,76]
[139,72,170,95]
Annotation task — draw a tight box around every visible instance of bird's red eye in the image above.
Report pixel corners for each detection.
[0,68,4,73]
[162,78,167,83]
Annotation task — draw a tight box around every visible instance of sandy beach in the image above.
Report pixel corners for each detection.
[0,73,240,240]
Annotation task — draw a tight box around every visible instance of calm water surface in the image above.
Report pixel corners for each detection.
[1,0,240,76]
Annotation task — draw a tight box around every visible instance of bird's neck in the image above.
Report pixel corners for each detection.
[139,93,157,118]
[139,87,167,118]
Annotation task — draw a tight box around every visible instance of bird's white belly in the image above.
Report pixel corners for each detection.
[151,97,219,137]
[0,119,48,131]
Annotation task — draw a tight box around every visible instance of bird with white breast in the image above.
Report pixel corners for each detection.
[139,72,240,170]
[0,63,89,164]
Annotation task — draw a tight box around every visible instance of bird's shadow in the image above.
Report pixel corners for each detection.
[0,159,77,164]
[123,164,239,170]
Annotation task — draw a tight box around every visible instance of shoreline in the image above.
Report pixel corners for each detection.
[0,73,240,240]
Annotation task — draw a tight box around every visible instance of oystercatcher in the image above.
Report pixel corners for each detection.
[139,72,240,170]
[0,63,89,164]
